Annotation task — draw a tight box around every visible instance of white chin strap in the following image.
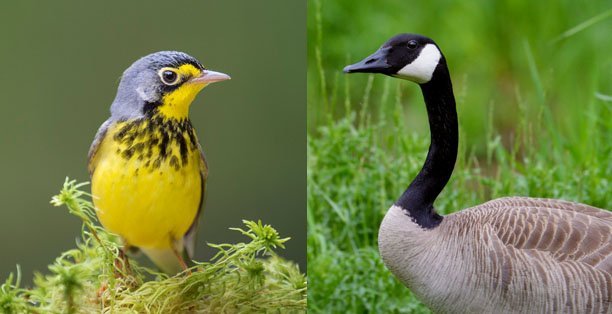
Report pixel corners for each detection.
[394,44,441,84]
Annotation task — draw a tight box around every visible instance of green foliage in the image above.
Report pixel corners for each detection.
[2,179,306,313]
[307,2,611,312]
[1,270,28,314]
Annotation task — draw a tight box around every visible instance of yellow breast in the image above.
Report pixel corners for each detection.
[90,117,204,249]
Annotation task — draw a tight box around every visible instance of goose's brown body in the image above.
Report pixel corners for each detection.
[379,197,612,313]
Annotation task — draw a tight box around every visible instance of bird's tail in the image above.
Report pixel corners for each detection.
[141,247,184,275]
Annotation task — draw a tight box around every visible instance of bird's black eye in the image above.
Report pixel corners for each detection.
[407,40,418,49]
[158,68,180,85]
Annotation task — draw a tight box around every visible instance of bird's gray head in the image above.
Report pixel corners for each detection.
[110,51,230,120]
[343,34,444,84]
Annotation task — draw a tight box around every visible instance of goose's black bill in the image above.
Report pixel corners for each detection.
[343,47,391,74]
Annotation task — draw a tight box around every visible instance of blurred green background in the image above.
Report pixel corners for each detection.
[308,0,611,147]
[0,1,305,282]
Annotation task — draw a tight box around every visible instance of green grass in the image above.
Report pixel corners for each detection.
[1,179,306,313]
[307,1,611,312]
[308,94,610,312]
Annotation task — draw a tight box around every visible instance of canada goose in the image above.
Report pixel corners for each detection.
[344,34,611,313]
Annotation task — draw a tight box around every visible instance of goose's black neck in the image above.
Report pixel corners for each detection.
[396,62,458,229]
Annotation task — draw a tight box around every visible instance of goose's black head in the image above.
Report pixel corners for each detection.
[344,34,444,84]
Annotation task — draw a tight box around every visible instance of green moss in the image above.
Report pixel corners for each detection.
[2,179,306,313]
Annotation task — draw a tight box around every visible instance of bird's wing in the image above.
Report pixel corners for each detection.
[87,119,113,175]
[486,197,612,222]
[483,197,611,272]
[182,143,208,258]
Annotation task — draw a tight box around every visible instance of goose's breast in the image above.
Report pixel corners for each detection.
[378,199,611,313]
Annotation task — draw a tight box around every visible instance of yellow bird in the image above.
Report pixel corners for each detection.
[87,51,230,274]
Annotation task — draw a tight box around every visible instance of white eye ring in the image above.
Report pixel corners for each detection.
[158,67,181,86]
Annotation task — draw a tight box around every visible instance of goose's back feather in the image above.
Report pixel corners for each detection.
[378,197,611,313]
[473,197,611,272]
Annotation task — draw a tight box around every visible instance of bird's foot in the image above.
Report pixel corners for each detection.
[172,247,192,275]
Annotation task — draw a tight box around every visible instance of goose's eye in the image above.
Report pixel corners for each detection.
[158,68,180,85]
[407,40,418,49]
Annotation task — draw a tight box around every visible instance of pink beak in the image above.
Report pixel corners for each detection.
[189,70,231,84]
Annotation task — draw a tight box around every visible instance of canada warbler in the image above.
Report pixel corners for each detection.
[88,51,230,274]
